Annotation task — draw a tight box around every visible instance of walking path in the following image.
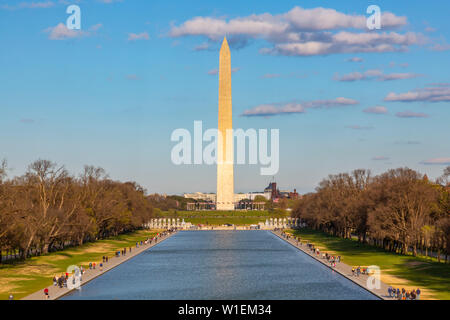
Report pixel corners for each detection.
[272,230,393,300]
[23,231,177,300]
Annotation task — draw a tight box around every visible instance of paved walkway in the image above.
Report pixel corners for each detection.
[272,230,394,300]
[23,231,177,300]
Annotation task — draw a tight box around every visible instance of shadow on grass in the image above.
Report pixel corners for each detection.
[0,229,158,300]
[290,228,450,299]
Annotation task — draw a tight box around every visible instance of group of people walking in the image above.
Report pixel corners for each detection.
[40,230,176,300]
[279,231,424,301]
[388,287,421,300]
[53,272,74,290]
[351,266,370,276]
[280,231,342,268]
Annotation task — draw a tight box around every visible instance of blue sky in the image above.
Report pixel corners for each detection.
[0,0,449,194]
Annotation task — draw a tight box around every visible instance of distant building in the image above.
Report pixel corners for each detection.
[289,189,299,199]
[264,182,278,200]
[184,180,299,210]
[184,192,216,202]
[184,192,269,203]
[263,182,299,201]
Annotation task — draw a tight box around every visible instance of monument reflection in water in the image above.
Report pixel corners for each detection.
[63,231,378,300]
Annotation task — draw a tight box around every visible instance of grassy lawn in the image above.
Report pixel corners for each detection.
[0,229,160,300]
[287,228,450,300]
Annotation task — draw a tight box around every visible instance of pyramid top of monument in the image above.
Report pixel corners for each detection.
[220,37,229,51]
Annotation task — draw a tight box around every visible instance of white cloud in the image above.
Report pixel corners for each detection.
[421,158,450,165]
[241,97,358,117]
[334,70,380,82]
[126,74,140,80]
[90,23,103,32]
[347,57,363,62]
[97,0,123,3]
[379,73,422,81]
[261,73,281,79]
[395,140,421,145]
[170,7,407,38]
[430,43,450,52]
[194,42,211,51]
[303,97,358,108]
[128,32,150,41]
[363,106,388,114]
[372,156,390,161]
[345,125,373,130]
[395,111,429,118]
[335,69,422,82]
[20,118,35,124]
[385,84,450,102]
[242,103,306,117]
[44,22,102,40]
[169,6,417,56]
[1,1,55,10]
[262,31,424,56]
[44,23,85,40]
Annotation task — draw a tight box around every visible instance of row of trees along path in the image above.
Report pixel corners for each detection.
[292,167,450,261]
[0,159,154,262]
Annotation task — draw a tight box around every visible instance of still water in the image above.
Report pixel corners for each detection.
[63,230,378,300]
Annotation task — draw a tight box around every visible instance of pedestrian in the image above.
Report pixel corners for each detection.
[396,288,400,299]
[44,288,49,300]
[416,288,421,300]
[99,262,103,271]
[53,276,57,286]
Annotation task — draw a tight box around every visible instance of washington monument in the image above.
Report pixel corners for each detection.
[216,37,234,211]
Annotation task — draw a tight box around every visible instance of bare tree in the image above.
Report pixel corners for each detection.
[292,167,448,260]
[0,160,154,262]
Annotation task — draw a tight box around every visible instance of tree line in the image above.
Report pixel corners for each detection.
[0,159,153,262]
[292,167,450,262]
[147,194,195,211]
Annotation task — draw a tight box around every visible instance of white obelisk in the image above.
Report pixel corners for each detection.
[216,37,234,211]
